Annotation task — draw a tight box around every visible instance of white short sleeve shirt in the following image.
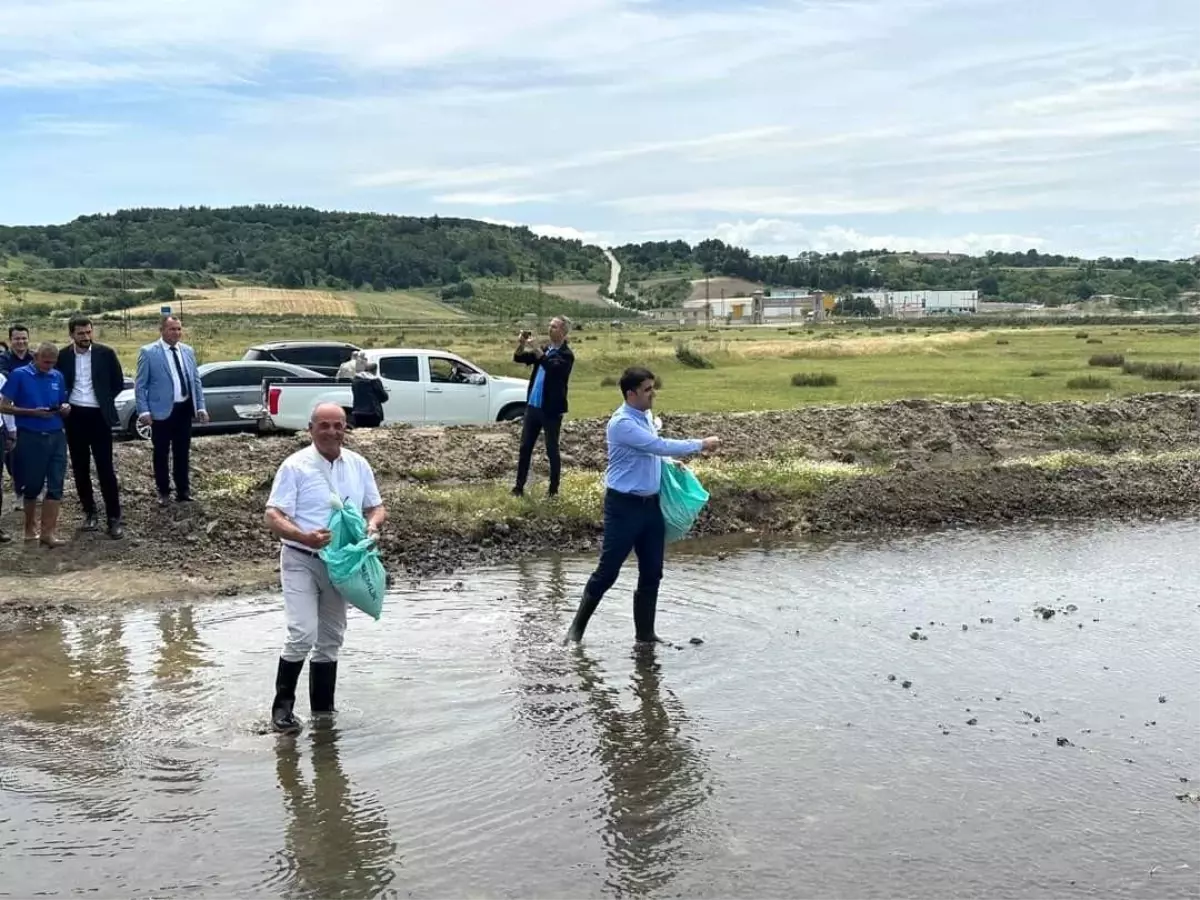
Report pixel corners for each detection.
[266,445,383,550]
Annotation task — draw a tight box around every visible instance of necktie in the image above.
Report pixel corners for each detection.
[170,346,190,401]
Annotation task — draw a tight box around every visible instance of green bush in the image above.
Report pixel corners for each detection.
[1075,331,1089,339]
[1088,353,1125,367]
[791,372,838,387]
[675,343,714,369]
[1029,369,1050,378]
[1067,375,1112,390]
[1122,360,1200,381]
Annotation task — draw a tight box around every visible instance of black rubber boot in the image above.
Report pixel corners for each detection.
[271,658,305,733]
[309,660,338,716]
[633,591,662,644]
[564,591,601,644]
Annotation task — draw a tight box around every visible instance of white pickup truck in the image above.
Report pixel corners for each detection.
[251,348,531,431]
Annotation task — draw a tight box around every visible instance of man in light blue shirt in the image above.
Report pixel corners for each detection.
[565,366,719,645]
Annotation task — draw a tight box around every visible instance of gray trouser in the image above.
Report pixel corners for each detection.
[280,545,348,663]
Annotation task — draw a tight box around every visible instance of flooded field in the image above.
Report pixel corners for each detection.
[1,518,1197,899]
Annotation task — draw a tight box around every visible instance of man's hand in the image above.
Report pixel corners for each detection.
[303,529,333,550]
[196,410,210,425]
[138,412,152,426]
[701,436,721,451]
[58,403,71,417]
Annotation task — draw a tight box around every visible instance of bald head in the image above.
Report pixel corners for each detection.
[309,402,348,460]
[310,402,346,426]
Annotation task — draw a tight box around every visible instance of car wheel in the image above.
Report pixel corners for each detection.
[130,415,151,441]
[498,404,526,422]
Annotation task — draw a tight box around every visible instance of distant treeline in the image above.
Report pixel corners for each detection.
[614,239,1200,309]
[0,205,608,291]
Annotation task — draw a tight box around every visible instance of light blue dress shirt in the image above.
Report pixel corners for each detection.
[604,403,703,496]
[528,346,559,408]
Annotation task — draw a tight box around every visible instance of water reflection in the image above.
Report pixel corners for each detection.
[153,607,212,690]
[0,617,135,823]
[574,647,715,899]
[274,728,399,899]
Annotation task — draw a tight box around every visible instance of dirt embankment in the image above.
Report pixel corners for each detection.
[1,394,1197,616]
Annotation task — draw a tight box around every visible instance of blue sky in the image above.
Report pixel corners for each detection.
[1,0,1197,258]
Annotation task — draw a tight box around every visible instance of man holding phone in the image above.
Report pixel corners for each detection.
[0,341,71,546]
[512,316,574,498]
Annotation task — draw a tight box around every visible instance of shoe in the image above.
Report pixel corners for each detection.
[39,536,67,549]
[176,493,193,503]
[309,660,338,716]
[0,529,11,544]
[271,658,305,734]
[82,514,99,532]
[510,486,524,498]
[157,494,170,507]
[108,519,124,540]
[564,591,601,644]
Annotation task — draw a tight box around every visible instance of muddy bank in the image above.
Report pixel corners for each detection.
[1,393,1197,617]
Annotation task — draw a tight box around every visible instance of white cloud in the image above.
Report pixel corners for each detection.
[353,126,790,189]
[434,191,566,205]
[702,218,1048,256]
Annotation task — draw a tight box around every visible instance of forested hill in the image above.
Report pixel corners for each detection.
[615,239,1200,308]
[0,206,608,291]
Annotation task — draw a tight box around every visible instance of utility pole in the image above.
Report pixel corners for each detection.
[705,271,711,330]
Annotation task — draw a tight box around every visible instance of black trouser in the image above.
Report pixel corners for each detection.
[353,411,382,428]
[152,401,194,499]
[65,406,121,521]
[583,490,666,639]
[515,406,563,493]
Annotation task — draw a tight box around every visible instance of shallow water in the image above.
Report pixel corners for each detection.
[1,518,1198,899]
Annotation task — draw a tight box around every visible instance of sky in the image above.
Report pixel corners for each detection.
[1,0,1197,259]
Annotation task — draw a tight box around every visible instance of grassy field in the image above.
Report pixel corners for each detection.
[63,319,1199,417]
[343,290,468,320]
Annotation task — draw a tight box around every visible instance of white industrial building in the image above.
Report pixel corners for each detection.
[852,289,978,316]
[673,288,978,323]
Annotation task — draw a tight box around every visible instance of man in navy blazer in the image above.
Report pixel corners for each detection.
[135,316,209,505]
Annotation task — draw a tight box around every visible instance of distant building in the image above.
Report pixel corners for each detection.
[852,289,978,316]
[675,287,978,322]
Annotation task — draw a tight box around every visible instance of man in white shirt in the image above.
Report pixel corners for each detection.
[264,402,387,733]
[55,316,127,537]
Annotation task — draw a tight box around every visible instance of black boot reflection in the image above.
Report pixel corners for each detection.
[274,727,398,899]
[573,646,714,898]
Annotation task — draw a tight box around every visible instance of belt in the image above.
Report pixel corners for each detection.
[606,488,659,505]
[283,542,322,559]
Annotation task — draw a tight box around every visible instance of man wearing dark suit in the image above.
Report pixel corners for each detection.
[135,315,209,505]
[56,316,126,538]
[512,315,575,498]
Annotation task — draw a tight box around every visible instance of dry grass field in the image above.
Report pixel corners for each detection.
[129,286,358,317]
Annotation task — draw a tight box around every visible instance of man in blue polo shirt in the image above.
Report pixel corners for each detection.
[564,366,720,646]
[0,341,71,547]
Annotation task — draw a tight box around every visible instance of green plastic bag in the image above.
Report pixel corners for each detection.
[319,496,387,621]
[659,459,710,543]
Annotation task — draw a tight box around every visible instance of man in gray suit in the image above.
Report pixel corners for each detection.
[135,316,209,505]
